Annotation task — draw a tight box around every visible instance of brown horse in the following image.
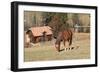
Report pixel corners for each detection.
[55,29,73,52]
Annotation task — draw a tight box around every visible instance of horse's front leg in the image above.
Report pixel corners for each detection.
[63,40,67,50]
[63,40,66,47]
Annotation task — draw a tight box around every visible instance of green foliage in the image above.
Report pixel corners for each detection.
[42,12,69,37]
[43,12,68,25]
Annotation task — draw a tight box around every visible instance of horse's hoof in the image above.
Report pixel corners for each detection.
[66,48,68,50]
[71,47,74,50]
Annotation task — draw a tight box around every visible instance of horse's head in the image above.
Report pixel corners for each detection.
[55,40,60,52]
[55,32,62,52]
[55,43,59,49]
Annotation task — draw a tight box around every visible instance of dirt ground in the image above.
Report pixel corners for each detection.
[24,33,90,62]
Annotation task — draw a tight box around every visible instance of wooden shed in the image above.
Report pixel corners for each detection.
[26,26,53,43]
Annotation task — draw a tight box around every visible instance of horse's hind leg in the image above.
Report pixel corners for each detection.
[69,36,72,46]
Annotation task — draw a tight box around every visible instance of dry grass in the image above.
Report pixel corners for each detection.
[24,33,90,62]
